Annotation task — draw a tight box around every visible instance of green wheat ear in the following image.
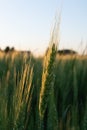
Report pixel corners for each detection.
[39,15,60,130]
[39,44,56,117]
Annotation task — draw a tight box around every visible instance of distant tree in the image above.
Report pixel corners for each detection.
[4,46,10,53]
[58,49,77,55]
[10,47,15,52]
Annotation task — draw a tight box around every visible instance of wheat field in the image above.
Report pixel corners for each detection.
[0,18,87,130]
[0,47,87,130]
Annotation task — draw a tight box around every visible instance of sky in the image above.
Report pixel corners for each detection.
[0,0,87,54]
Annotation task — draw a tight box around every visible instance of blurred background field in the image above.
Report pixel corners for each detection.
[0,48,87,130]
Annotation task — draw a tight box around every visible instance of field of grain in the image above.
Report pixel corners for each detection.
[0,19,87,130]
[0,47,87,130]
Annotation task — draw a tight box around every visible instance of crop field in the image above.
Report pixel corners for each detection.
[0,0,87,129]
[0,46,87,130]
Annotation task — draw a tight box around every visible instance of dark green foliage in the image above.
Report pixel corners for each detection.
[0,52,87,130]
[4,46,10,53]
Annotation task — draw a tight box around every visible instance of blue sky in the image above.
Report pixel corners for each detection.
[0,0,87,54]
